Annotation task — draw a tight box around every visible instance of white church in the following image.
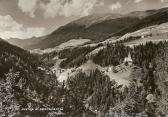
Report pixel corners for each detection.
[124,52,133,66]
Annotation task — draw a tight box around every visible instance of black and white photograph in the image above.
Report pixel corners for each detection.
[1,0,168,116]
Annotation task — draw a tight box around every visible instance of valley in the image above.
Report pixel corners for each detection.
[1,7,168,117]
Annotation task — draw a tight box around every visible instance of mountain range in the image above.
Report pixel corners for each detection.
[7,8,165,50]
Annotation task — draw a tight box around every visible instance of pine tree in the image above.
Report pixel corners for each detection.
[0,70,20,117]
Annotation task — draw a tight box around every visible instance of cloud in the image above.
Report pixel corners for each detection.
[135,0,143,3]
[160,0,166,2]
[40,0,100,18]
[160,0,168,2]
[109,2,122,11]
[18,0,102,18]
[96,1,104,6]
[0,15,46,39]
[160,0,168,7]
[18,0,39,18]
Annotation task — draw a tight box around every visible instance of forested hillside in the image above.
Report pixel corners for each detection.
[2,6,168,117]
[57,41,161,69]
[0,39,60,116]
[59,41,168,116]
[0,39,38,78]
[2,35,168,117]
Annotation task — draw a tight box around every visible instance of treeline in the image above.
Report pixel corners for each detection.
[59,44,103,68]
[92,44,130,66]
[58,41,165,69]
[91,41,165,67]
[117,36,142,44]
[132,41,161,67]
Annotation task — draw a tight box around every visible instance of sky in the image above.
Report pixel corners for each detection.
[0,0,167,39]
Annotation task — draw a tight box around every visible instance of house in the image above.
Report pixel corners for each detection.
[141,35,145,39]
[107,66,113,72]
[124,52,133,66]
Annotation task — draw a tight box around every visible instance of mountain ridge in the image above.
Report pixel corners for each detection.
[7,7,168,50]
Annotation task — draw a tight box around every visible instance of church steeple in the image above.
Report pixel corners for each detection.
[128,52,132,60]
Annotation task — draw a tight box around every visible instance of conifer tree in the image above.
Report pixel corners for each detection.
[0,70,20,117]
